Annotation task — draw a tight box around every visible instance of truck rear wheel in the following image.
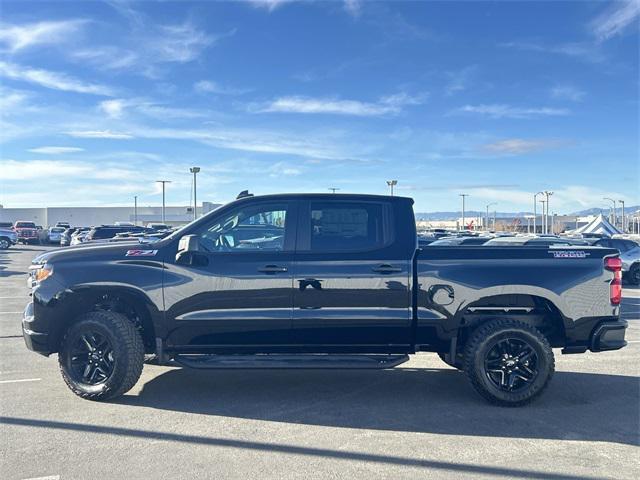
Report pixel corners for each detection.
[58,311,144,401]
[463,318,554,407]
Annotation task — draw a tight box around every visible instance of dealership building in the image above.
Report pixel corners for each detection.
[0,202,222,228]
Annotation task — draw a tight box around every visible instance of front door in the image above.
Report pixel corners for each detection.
[165,200,297,349]
[292,199,412,350]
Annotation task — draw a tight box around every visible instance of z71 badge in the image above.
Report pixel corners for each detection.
[550,250,590,259]
[125,249,158,257]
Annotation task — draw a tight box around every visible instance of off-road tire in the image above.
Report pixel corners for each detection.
[463,318,554,407]
[59,310,144,401]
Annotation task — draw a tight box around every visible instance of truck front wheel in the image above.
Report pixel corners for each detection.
[58,311,144,401]
[463,318,554,407]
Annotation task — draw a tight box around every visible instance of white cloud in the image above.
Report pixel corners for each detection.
[550,85,586,102]
[135,104,206,119]
[72,47,139,71]
[0,61,114,96]
[99,99,127,119]
[27,146,85,155]
[256,92,427,116]
[0,19,86,52]
[444,66,477,96]
[98,98,206,120]
[482,139,566,155]
[70,19,230,77]
[154,23,216,63]
[591,0,640,41]
[0,159,129,181]
[268,162,302,177]
[194,80,251,95]
[126,125,367,162]
[248,0,294,12]
[344,0,363,17]
[0,88,28,110]
[457,104,570,119]
[66,130,133,139]
[499,41,604,63]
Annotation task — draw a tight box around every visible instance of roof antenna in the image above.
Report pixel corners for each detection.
[236,190,253,199]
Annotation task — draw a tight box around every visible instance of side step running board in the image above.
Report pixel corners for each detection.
[173,354,410,370]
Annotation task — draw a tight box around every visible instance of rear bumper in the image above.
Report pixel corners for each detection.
[590,319,628,352]
[22,302,50,356]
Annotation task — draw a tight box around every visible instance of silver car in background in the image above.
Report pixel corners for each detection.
[47,227,66,244]
[0,228,18,249]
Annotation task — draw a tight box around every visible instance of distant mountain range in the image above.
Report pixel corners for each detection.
[415,206,639,221]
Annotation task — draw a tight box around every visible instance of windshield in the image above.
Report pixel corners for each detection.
[15,222,36,228]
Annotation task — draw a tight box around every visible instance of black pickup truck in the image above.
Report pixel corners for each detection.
[23,193,627,406]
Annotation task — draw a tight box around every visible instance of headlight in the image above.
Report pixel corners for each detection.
[29,264,53,284]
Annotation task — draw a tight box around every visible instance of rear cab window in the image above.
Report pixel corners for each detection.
[299,200,393,252]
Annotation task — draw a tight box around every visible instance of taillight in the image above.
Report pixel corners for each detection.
[605,257,622,305]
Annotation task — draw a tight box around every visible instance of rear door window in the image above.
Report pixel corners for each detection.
[308,202,389,252]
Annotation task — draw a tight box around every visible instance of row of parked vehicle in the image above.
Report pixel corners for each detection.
[417,231,640,284]
[0,221,175,249]
[61,223,175,246]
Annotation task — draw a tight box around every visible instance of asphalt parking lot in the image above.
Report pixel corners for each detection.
[1,245,639,480]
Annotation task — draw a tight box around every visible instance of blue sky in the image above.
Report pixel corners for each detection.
[0,0,638,213]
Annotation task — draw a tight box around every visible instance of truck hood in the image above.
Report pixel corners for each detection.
[32,241,151,265]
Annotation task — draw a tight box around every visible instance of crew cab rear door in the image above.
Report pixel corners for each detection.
[291,198,412,349]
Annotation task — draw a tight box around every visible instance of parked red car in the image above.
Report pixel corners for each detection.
[14,221,40,244]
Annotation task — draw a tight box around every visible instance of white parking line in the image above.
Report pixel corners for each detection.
[0,296,27,299]
[23,476,60,480]
[0,378,41,384]
[0,311,22,314]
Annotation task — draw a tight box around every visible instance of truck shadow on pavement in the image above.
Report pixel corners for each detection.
[118,367,639,446]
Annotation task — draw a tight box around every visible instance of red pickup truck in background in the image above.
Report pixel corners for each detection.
[14,221,40,244]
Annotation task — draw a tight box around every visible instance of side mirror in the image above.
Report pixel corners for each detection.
[176,235,206,265]
[178,234,200,253]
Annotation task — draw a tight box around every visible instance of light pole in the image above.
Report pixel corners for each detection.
[190,167,200,221]
[156,180,171,223]
[328,187,340,194]
[134,196,138,226]
[485,202,497,232]
[386,180,398,196]
[543,191,553,235]
[539,199,546,233]
[533,192,543,234]
[618,199,625,232]
[459,193,469,231]
[603,197,616,227]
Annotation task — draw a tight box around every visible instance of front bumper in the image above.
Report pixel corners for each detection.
[590,319,628,352]
[22,301,50,356]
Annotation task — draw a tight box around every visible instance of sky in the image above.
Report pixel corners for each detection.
[0,0,638,213]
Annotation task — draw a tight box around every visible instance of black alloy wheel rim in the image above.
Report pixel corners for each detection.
[633,268,640,283]
[484,337,539,392]
[68,330,115,385]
